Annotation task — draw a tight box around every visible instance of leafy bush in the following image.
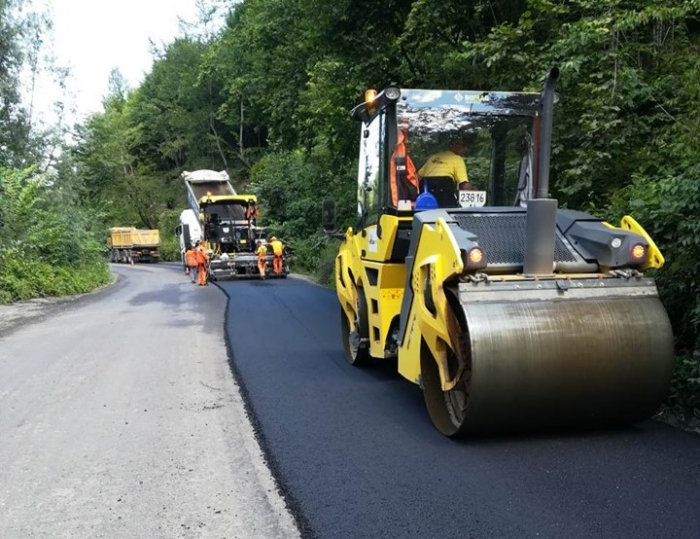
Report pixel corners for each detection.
[0,249,111,303]
[609,173,700,355]
[158,209,182,262]
[0,168,111,303]
[287,234,340,284]
[667,355,700,416]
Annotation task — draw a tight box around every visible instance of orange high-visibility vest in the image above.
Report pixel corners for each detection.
[195,247,208,265]
[246,204,260,220]
[390,130,419,207]
[185,249,198,267]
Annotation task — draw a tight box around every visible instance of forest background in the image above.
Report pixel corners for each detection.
[1,0,698,422]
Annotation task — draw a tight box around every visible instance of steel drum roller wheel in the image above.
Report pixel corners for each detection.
[423,287,674,436]
[341,287,371,366]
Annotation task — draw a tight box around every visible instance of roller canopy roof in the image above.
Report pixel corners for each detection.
[398,89,541,117]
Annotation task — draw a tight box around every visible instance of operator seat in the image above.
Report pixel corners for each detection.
[419,176,459,208]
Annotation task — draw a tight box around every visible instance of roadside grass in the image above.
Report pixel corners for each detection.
[287,235,339,288]
[0,257,111,304]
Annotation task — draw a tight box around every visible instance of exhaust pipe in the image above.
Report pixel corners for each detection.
[524,68,559,276]
[537,67,559,199]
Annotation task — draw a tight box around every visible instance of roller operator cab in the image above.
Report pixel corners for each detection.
[334,71,674,437]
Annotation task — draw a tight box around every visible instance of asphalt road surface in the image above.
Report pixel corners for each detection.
[219,277,700,539]
[0,265,299,539]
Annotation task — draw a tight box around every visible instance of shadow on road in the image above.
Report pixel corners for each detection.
[129,284,185,307]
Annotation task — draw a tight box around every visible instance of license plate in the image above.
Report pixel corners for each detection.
[459,191,487,208]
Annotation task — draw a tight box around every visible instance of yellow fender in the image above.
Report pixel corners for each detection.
[411,218,465,391]
[336,228,359,329]
[620,215,665,270]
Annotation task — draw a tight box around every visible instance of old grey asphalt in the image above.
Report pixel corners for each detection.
[0,264,299,539]
[219,277,700,539]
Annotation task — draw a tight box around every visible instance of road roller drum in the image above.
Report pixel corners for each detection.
[421,281,675,436]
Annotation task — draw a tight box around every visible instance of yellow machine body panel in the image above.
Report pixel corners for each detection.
[337,215,412,359]
[354,214,402,263]
[198,193,257,207]
[394,218,464,390]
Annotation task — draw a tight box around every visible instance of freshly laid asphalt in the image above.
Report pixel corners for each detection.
[219,277,700,539]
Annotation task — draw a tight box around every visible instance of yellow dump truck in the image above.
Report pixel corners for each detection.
[108,227,160,263]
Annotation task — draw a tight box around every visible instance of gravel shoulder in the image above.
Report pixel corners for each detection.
[0,275,118,337]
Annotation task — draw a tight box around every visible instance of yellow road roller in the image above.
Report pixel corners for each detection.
[329,69,674,436]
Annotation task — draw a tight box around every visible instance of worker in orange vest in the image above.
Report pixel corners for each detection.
[185,244,198,283]
[269,236,284,275]
[389,129,420,208]
[256,240,268,279]
[246,199,259,221]
[194,241,209,286]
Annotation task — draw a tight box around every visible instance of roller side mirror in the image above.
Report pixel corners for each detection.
[322,198,337,234]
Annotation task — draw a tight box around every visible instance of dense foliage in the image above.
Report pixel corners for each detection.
[0,165,111,302]
[0,0,110,302]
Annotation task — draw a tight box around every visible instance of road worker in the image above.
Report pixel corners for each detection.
[269,236,284,275]
[245,199,259,221]
[256,240,268,279]
[185,244,198,283]
[419,136,475,191]
[389,129,420,208]
[195,241,209,286]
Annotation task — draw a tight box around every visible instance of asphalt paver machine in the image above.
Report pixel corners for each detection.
[331,70,674,436]
[181,170,288,279]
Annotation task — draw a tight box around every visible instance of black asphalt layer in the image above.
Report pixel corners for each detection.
[219,278,700,539]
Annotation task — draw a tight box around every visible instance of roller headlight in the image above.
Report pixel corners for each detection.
[385,87,401,100]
